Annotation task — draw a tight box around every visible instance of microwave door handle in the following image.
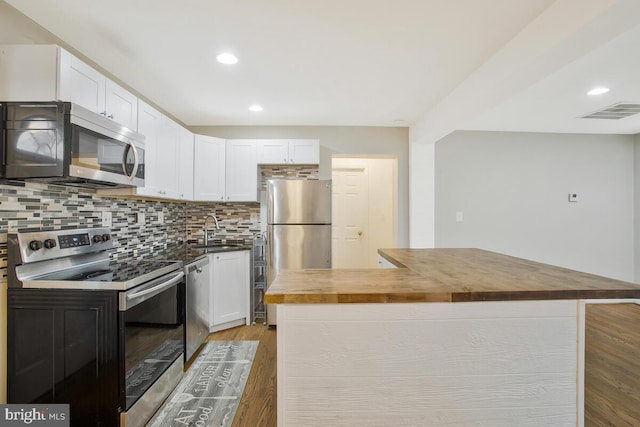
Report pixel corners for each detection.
[125,271,184,306]
[130,143,139,180]
[121,144,131,177]
[121,143,139,181]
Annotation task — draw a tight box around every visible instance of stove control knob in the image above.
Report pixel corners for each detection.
[29,240,43,251]
[102,234,111,242]
[43,239,57,249]
[93,235,104,243]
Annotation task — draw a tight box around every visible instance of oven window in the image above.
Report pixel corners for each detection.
[123,281,183,410]
[71,125,144,179]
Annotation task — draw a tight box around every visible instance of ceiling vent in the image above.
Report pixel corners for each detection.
[581,102,640,120]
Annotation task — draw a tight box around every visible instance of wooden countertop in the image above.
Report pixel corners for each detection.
[265,248,640,304]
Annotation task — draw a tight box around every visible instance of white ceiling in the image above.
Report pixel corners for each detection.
[4,0,640,134]
[463,21,640,134]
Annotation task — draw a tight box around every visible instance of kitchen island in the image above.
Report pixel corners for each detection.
[265,248,640,427]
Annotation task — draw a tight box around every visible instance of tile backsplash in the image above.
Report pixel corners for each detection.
[0,164,319,282]
[0,180,186,280]
[186,203,261,245]
[260,165,319,190]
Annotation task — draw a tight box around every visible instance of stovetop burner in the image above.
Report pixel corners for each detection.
[9,227,184,291]
[22,259,183,291]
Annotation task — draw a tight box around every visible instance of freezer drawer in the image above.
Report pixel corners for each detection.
[267,179,332,224]
[266,224,331,325]
[267,224,331,277]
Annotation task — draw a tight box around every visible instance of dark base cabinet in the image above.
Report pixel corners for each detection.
[8,289,120,426]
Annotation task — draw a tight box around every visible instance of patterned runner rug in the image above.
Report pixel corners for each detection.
[148,340,259,427]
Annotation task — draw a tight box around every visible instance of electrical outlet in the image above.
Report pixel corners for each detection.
[137,212,145,225]
[101,211,112,227]
[568,193,578,202]
[158,212,165,224]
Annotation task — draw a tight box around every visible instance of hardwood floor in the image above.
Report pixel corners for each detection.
[206,323,277,427]
[585,303,640,426]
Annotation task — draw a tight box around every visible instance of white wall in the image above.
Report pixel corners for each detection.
[435,130,634,282]
[408,126,436,248]
[191,126,409,246]
[635,134,640,283]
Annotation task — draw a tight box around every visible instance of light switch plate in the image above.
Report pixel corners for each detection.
[137,212,146,225]
[101,211,112,227]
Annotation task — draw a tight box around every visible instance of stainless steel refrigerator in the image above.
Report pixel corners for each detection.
[266,179,332,325]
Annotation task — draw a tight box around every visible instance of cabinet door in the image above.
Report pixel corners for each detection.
[7,289,119,426]
[212,251,249,326]
[289,139,320,164]
[194,135,226,201]
[177,127,194,200]
[257,139,289,164]
[136,100,162,197]
[105,79,138,131]
[156,115,180,199]
[226,140,258,202]
[58,48,106,114]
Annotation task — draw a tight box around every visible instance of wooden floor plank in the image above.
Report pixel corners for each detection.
[208,324,277,427]
[585,303,640,426]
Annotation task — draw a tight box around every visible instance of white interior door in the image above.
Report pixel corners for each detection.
[332,167,369,268]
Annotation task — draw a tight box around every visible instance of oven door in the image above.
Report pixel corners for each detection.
[119,270,184,413]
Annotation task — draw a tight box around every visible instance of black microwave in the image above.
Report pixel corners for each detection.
[1,101,145,188]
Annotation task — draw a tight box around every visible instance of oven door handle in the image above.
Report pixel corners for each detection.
[121,271,184,311]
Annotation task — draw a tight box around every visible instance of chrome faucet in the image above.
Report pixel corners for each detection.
[203,214,220,245]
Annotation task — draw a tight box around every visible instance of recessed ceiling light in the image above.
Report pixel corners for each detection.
[587,87,610,96]
[216,53,238,65]
[249,105,263,112]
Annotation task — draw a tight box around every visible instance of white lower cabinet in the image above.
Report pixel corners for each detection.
[209,250,250,332]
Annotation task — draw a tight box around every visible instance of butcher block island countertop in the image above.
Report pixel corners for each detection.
[265,248,640,304]
[268,249,640,426]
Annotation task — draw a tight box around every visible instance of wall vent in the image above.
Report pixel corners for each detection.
[580,102,640,120]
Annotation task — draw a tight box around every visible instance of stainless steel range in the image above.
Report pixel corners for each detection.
[7,227,185,427]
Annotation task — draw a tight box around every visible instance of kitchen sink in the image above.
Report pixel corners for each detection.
[191,244,246,251]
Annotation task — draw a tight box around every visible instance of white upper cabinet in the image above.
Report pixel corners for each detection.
[194,135,226,202]
[257,140,290,164]
[256,139,319,164]
[177,127,195,201]
[193,137,258,202]
[289,139,320,164]
[225,140,258,202]
[58,49,105,114]
[135,100,163,198]
[0,45,138,130]
[104,79,138,131]
[156,115,180,199]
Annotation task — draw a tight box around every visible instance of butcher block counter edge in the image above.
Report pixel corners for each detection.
[264,248,640,304]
